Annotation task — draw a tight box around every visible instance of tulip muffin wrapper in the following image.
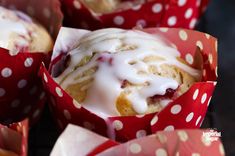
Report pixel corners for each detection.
[0,0,63,124]
[39,27,217,141]
[61,0,209,30]
[51,124,225,156]
[0,119,28,156]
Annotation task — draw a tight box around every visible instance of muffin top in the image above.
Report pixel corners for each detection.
[55,28,201,117]
[0,6,53,55]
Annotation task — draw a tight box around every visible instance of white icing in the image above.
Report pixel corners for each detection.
[0,6,36,54]
[55,28,201,117]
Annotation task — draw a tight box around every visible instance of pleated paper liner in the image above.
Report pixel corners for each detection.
[39,27,217,141]
[51,124,225,156]
[61,0,209,30]
[0,119,28,156]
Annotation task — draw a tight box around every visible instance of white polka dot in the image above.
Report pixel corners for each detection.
[73,99,81,109]
[201,135,211,146]
[189,18,197,29]
[178,0,186,6]
[151,116,158,126]
[83,121,95,130]
[152,3,162,13]
[196,41,204,50]
[129,143,142,154]
[175,151,179,156]
[185,8,193,19]
[207,96,212,106]
[195,116,201,126]
[132,5,141,10]
[0,88,5,97]
[215,66,218,77]
[219,144,225,155]
[113,120,123,130]
[201,93,207,104]
[159,28,168,32]
[205,33,210,39]
[203,69,206,77]
[136,19,146,27]
[171,44,178,49]
[43,8,51,18]
[167,16,177,26]
[156,133,167,144]
[171,105,182,114]
[43,73,48,83]
[55,87,63,97]
[193,89,199,100]
[177,130,188,142]
[22,145,26,154]
[17,79,27,88]
[39,92,46,100]
[33,109,40,118]
[196,0,201,7]
[164,125,174,131]
[113,16,124,25]
[215,40,218,52]
[136,130,147,138]
[23,105,31,114]
[24,57,33,67]
[73,0,81,9]
[179,30,188,41]
[155,148,168,156]
[192,153,200,156]
[185,53,194,64]
[11,99,20,108]
[29,86,37,95]
[186,112,194,122]
[209,53,213,64]
[136,114,145,118]
[63,110,71,120]
[1,68,12,78]
[26,6,35,16]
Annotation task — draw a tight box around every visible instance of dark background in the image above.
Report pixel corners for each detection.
[28,0,235,155]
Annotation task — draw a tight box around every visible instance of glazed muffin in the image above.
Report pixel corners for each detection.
[0,6,53,55]
[54,28,201,117]
[79,0,147,14]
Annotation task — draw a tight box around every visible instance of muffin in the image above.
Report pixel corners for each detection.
[0,6,53,55]
[54,28,202,117]
[79,0,146,14]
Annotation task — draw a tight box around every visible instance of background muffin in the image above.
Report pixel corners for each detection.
[0,6,53,55]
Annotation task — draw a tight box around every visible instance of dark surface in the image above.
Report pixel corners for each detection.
[28,0,235,155]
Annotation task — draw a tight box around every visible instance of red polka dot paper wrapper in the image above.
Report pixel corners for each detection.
[0,119,28,156]
[51,124,225,156]
[60,0,209,30]
[39,27,218,142]
[0,0,63,124]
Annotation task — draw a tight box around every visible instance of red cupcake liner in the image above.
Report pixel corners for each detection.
[0,0,63,124]
[39,27,217,141]
[51,124,225,156]
[0,119,28,156]
[61,0,209,30]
